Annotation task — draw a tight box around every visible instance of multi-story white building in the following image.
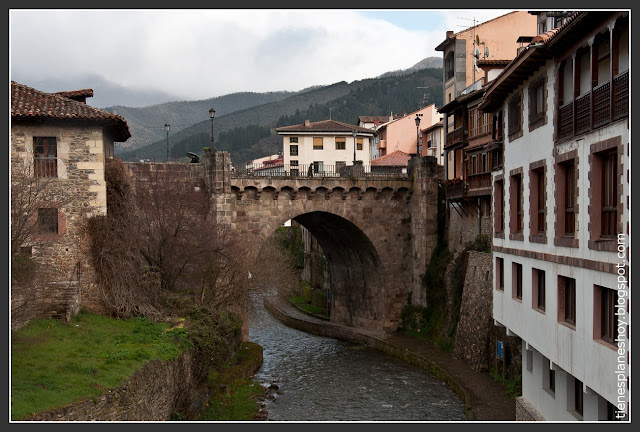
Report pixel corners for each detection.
[479,11,629,421]
[275,119,376,176]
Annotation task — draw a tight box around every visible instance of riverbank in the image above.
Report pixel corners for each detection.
[264,294,516,422]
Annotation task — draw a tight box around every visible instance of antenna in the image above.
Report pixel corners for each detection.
[329,103,334,120]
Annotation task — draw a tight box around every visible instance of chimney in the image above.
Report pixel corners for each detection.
[304,119,310,126]
[446,31,453,39]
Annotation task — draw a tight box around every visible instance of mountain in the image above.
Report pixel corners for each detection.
[117,67,444,165]
[377,57,443,78]
[105,91,297,150]
[9,73,183,109]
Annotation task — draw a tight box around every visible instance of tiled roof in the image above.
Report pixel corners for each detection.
[276,119,376,135]
[370,150,411,166]
[358,115,391,123]
[11,81,131,142]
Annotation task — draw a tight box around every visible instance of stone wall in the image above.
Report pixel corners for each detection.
[11,123,111,329]
[25,350,208,421]
[515,396,546,421]
[446,196,492,254]
[407,156,444,307]
[453,251,493,371]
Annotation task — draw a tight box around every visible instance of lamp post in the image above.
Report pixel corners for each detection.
[209,108,216,151]
[352,129,357,165]
[165,123,170,161]
[414,114,422,156]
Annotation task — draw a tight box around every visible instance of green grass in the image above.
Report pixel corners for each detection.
[197,378,265,421]
[197,342,265,421]
[289,296,326,316]
[11,312,191,420]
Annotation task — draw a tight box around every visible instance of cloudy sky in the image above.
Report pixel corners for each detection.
[10,9,513,101]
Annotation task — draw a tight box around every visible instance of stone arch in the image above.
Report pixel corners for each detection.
[292,211,386,329]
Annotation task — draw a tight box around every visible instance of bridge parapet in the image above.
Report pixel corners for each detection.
[229,177,413,202]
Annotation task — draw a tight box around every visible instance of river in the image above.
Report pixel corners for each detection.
[248,293,467,422]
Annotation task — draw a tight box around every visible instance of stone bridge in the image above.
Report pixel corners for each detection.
[127,151,443,333]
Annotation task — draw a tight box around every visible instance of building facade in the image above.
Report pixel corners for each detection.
[11,81,131,328]
[435,11,537,106]
[276,119,376,176]
[480,11,630,421]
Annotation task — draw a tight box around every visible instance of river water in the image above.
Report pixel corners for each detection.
[248,294,467,422]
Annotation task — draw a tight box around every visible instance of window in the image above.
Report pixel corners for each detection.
[33,137,58,177]
[445,52,455,80]
[532,268,546,312]
[290,145,298,156]
[530,164,546,238]
[574,379,584,416]
[508,94,522,139]
[513,262,523,301]
[335,137,346,150]
[494,178,504,235]
[38,208,58,234]
[496,257,504,291]
[313,137,323,150]
[601,150,618,237]
[357,138,363,151]
[543,357,555,394]
[526,349,533,372]
[528,76,546,128]
[595,285,618,345]
[290,160,299,176]
[510,172,523,236]
[558,276,576,327]
[289,137,299,143]
[564,160,576,235]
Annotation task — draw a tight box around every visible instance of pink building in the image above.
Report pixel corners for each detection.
[375,104,442,158]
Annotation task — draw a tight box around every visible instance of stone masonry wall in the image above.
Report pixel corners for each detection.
[25,350,208,421]
[407,156,444,307]
[11,123,111,329]
[453,251,493,371]
[447,199,492,254]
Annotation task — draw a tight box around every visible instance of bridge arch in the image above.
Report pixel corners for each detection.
[223,179,415,331]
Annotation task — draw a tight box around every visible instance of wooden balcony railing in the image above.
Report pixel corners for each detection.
[557,70,629,142]
[467,173,492,192]
[444,180,466,198]
[445,127,466,147]
[34,158,58,178]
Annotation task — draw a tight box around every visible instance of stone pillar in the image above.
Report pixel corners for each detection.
[407,156,444,307]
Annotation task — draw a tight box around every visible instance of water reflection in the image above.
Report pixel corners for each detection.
[248,293,466,422]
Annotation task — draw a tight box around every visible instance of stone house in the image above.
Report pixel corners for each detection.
[10,81,131,328]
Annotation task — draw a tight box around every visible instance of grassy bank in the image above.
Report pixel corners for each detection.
[11,312,190,420]
[197,341,265,421]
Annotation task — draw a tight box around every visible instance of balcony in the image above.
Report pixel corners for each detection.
[557,70,629,142]
[467,173,492,196]
[445,127,466,148]
[444,179,466,199]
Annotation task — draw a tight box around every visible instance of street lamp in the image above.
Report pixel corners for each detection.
[352,129,357,165]
[414,114,422,156]
[209,108,216,151]
[165,123,170,161]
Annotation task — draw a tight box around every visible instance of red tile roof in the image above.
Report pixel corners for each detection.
[276,119,376,135]
[11,81,131,142]
[358,115,391,124]
[371,150,411,166]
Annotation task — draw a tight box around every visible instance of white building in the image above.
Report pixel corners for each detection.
[275,119,376,176]
[480,11,629,421]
